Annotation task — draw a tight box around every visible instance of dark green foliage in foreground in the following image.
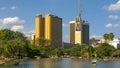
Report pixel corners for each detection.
[0,29,119,59]
[26,44,40,58]
[0,29,28,57]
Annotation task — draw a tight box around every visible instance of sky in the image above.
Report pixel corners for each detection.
[0,0,120,42]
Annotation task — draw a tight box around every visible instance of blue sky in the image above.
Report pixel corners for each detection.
[0,0,120,42]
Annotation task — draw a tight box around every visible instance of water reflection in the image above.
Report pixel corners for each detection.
[0,58,120,68]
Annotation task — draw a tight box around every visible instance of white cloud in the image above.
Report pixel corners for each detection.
[0,16,26,31]
[10,6,17,10]
[105,0,120,11]
[0,6,17,10]
[105,23,113,28]
[108,15,119,20]
[90,35,102,39]
[11,25,24,31]
[114,23,120,27]
[1,17,25,25]
[105,23,120,28]
[62,23,69,28]
[23,30,35,37]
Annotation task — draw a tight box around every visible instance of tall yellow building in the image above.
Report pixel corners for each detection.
[35,14,62,46]
[35,14,44,39]
[45,14,62,46]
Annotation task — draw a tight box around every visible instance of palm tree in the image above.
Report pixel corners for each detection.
[103,33,114,43]
[109,32,114,45]
[104,33,109,43]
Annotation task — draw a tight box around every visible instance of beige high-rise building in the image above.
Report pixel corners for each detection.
[70,0,89,45]
[70,17,89,45]
[70,21,75,44]
[35,14,62,46]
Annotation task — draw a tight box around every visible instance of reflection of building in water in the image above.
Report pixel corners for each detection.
[70,0,89,45]
[34,59,52,68]
[43,59,52,68]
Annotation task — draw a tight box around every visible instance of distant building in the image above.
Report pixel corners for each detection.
[109,38,120,48]
[93,38,120,48]
[35,14,62,46]
[30,34,35,44]
[89,38,100,47]
[63,42,74,49]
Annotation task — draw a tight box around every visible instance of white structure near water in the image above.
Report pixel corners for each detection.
[109,38,120,48]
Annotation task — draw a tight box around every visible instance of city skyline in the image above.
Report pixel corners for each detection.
[0,0,120,42]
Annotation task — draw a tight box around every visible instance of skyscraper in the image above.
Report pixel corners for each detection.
[70,0,89,45]
[45,14,62,46]
[35,14,62,46]
[35,14,44,39]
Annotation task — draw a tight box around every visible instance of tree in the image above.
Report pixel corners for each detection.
[109,32,114,41]
[0,29,28,57]
[35,38,50,47]
[104,33,109,43]
[69,45,81,57]
[83,46,94,59]
[93,43,115,58]
[103,33,114,43]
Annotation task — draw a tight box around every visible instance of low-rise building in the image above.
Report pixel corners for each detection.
[109,38,120,48]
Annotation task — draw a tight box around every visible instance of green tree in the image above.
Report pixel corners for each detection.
[93,43,115,58]
[103,32,114,43]
[104,33,109,43]
[35,38,50,47]
[83,46,93,59]
[69,45,81,56]
[0,29,28,58]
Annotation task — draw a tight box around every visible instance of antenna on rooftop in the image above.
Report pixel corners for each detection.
[78,0,82,17]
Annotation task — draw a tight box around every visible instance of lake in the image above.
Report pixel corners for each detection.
[0,58,120,68]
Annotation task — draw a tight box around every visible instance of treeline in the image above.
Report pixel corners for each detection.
[0,29,120,59]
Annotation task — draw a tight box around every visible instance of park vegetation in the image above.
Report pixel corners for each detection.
[0,29,120,59]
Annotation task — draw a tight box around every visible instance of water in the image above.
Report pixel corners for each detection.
[0,58,120,68]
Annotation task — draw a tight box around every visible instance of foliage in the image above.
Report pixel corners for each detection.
[26,44,40,58]
[0,29,119,59]
[93,43,115,58]
[103,32,114,43]
[0,29,28,57]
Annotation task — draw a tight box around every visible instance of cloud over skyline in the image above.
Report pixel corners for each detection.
[62,23,69,28]
[105,0,120,12]
[90,35,102,39]
[0,6,17,10]
[108,15,120,20]
[105,23,120,28]
[0,17,25,31]
[11,25,24,31]
[10,6,17,10]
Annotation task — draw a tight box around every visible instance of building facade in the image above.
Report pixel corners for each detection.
[45,14,62,46]
[35,14,62,46]
[35,14,44,39]
[70,16,89,45]
[70,0,89,45]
